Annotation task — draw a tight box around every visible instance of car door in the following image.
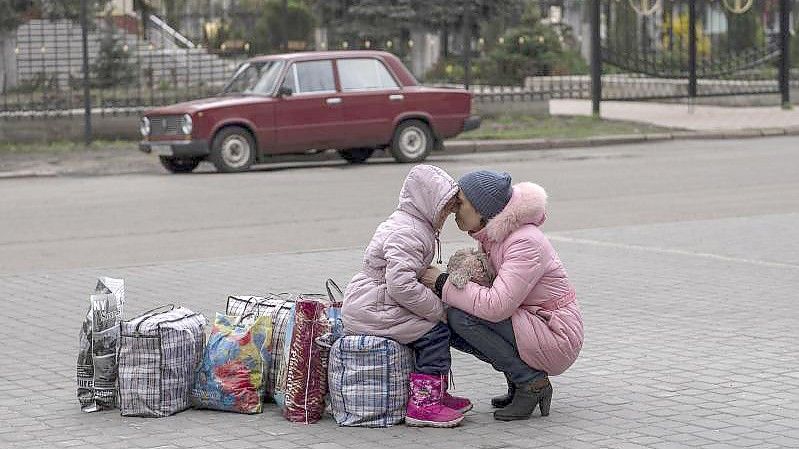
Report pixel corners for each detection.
[335,57,404,148]
[274,59,346,153]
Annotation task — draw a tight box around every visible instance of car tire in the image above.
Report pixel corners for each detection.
[159,156,201,174]
[338,148,375,164]
[209,126,256,173]
[389,120,433,163]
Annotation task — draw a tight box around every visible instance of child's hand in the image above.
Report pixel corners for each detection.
[421,266,443,290]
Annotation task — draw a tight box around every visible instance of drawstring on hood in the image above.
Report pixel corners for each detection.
[435,231,443,265]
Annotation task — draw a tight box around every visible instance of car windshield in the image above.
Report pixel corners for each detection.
[223,60,285,95]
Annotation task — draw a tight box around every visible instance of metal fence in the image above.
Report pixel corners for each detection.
[1,0,797,132]
[0,0,593,124]
[0,0,247,119]
[592,0,795,103]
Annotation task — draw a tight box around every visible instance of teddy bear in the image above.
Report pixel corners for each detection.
[446,248,496,288]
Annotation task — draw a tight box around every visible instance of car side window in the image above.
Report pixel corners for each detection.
[282,60,336,94]
[338,58,399,91]
[281,65,296,92]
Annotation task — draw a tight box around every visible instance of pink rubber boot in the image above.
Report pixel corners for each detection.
[442,374,473,413]
[405,373,464,428]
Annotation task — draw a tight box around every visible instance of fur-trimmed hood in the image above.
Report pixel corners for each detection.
[482,182,548,243]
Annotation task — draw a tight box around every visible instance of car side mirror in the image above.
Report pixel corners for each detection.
[278,86,293,97]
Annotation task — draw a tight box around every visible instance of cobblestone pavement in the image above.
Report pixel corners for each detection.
[2,212,797,448]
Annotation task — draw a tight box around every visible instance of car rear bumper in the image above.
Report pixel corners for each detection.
[139,139,210,158]
[463,115,481,132]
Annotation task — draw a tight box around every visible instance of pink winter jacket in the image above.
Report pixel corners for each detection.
[342,165,458,344]
[443,182,583,375]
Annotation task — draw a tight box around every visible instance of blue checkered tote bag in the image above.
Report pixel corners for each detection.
[328,335,414,427]
[118,305,207,417]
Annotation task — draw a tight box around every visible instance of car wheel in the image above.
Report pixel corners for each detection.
[338,148,375,164]
[209,126,255,173]
[159,156,201,174]
[390,120,433,163]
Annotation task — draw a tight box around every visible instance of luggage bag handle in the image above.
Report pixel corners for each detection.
[325,279,343,303]
[133,304,175,335]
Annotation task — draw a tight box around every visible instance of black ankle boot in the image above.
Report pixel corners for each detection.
[493,377,552,421]
[491,374,516,408]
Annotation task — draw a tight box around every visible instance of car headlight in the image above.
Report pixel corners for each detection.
[140,116,150,137]
[181,114,193,135]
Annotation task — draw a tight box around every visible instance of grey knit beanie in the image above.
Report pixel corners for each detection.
[458,170,513,219]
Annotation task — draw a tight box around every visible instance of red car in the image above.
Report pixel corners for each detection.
[139,50,481,173]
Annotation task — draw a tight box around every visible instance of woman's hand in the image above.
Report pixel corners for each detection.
[421,266,443,290]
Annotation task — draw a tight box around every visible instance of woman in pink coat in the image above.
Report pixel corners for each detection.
[423,170,584,421]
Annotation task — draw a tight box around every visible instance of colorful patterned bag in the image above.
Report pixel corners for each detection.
[282,280,343,424]
[328,336,414,427]
[118,305,207,417]
[225,293,295,403]
[191,313,273,414]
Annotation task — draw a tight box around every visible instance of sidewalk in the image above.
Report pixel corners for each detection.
[2,214,798,448]
[550,99,799,131]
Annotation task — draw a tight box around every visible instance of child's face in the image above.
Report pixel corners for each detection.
[455,191,484,233]
[434,194,461,230]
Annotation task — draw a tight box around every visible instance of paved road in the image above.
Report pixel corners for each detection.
[2,136,798,274]
[1,136,798,448]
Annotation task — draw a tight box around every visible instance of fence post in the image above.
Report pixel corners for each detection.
[80,0,92,145]
[590,0,602,116]
[462,0,472,90]
[780,0,792,109]
[282,0,289,51]
[688,0,697,98]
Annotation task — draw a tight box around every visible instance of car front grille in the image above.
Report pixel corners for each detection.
[149,115,182,136]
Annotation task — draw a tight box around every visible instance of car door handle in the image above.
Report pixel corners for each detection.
[389,94,404,101]
[326,98,343,105]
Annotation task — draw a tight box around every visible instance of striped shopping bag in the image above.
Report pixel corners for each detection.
[282,279,344,423]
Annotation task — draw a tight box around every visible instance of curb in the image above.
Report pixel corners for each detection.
[0,169,57,179]
[2,127,798,179]
[445,127,799,154]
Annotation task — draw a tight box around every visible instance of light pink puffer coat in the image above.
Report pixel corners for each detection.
[342,165,458,344]
[443,182,584,375]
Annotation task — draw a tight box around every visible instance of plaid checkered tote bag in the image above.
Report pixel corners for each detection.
[225,293,295,402]
[118,305,207,417]
[328,336,414,427]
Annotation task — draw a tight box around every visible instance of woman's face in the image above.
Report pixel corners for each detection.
[455,191,484,232]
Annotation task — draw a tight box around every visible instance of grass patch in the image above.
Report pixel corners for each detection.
[458,114,672,140]
[1,114,672,155]
[0,140,136,155]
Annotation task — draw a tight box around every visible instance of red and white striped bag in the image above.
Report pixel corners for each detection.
[282,280,343,424]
